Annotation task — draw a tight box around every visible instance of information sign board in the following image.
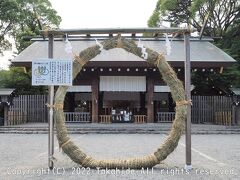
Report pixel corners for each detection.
[32,59,72,86]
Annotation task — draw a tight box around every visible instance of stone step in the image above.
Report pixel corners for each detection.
[1,128,239,132]
[1,123,239,134]
[1,131,240,134]
[0,128,240,134]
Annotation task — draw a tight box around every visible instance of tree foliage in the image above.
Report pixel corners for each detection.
[191,70,233,95]
[148,0,240,93]
[0,67,47,94]
[0,0,61,54]
[148,0,240,37]
[148,0,191,27]
[216,21,240,87]
[0,0,61,94]
[0,0,19,53]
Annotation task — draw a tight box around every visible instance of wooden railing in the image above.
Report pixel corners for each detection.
[99,115,112,123]
[64,112,91,123]
[134,115,146,123]
[156,112,175,123]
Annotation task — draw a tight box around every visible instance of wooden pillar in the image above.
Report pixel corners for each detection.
[147,78,154,123]
[4,106,9,126]
[232,105,236,125]
[91,78,99,123]
[235,106,240,125]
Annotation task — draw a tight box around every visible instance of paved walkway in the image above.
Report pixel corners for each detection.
[0,134,239,179]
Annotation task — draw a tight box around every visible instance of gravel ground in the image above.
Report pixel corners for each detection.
[0,134,239,180]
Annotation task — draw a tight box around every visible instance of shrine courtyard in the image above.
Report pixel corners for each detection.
[0,133,239,180]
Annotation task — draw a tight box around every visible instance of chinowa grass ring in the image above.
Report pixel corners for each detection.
[54,36,187,169]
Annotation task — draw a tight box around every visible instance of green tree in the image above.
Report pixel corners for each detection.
[216,20,240,87]
[0,67,47,94]
[14,0,61,52]
[0,0,19,53]
[0,0,61,94]
[148,0,240,93]
[148,0,191,27]
[0,0,61,54]
[148,0,240,37]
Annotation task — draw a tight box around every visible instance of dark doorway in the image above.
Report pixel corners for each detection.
[101,92,146,115]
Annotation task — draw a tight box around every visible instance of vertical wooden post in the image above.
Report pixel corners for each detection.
[232,104,236,125]
[4,106,9,126]
[91,78,99,123]
[48,34,54,170]
[236,106,240,125]
[184,31,192,170]
[232,95,239,125]
[147,78,154,123]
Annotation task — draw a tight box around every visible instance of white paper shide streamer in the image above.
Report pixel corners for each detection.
[95,39,104,51]
[137,39,148,60]
[64,34,73,54]
[165,33,171,55]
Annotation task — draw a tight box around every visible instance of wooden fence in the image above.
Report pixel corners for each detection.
[7,111,27,125]
[191,96,232,125]
[65,112,91,123]
[5,95,233,125]
[155,96,232,125]
[7,95,47,125]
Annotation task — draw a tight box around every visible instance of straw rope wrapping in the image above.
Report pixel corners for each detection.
[54,36,187,169]
[46,103,64,110]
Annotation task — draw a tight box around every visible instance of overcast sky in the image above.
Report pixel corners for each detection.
[0,0,158,69]
[50,0,157,28]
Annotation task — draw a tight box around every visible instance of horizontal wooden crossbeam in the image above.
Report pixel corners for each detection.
[40,27,193,36]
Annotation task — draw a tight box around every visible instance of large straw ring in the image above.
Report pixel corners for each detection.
[54,36,187,169]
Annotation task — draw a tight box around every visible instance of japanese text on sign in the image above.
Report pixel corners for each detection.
[32,59,72,86]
